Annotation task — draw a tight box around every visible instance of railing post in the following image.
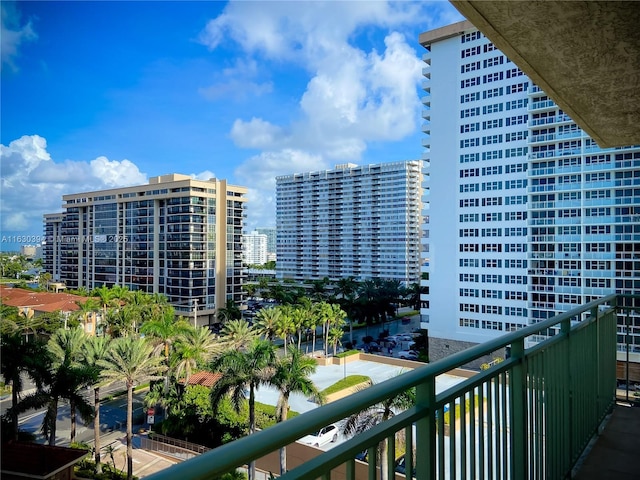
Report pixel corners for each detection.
[510,338,526,480]
[415,376,436,480]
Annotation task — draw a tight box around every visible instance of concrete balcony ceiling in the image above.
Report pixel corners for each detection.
[449,1,640,148]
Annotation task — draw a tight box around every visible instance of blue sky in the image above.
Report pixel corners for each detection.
[1,0,463,251]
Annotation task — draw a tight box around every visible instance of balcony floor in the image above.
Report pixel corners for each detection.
[574,401,640,480]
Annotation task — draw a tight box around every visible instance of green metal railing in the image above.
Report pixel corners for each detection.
[148,294,630,480]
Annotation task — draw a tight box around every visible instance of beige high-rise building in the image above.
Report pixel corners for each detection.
[43,174,247,327]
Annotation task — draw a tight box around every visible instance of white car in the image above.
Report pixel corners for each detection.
[396,350,419,361]
[301,424,339,447]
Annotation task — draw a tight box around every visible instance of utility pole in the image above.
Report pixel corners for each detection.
[193,298,198,328]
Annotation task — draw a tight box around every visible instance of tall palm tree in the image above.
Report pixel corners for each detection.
[273,306,295,355]
[82,335,112,473]
[98,337,166,480]
[210,339,276,480]
[172,326,221,383]
[46,327,94,444]
[92,285,115,330]
[271,346,323,474]
[221,319,256,350]
[18,327,94,446]
[75,298,100,335]
[0,331,49,440]
[253,307,281,342]
[342,378,415,480]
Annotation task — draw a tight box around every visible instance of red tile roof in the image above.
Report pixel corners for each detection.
[0,285,90,313]
[181,371,223,387]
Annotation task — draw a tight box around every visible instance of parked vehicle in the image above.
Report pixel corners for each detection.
[301,424,339,447]
[396,350,419,361]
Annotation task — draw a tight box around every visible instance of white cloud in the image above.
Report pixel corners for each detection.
[234,149,328,229]
[0,135,147,236]
[1,3,37,72]
[198,58,273,101]
[202,1,439,167]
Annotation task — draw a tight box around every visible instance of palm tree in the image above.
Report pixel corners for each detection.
[98,337,166,480]
[172,326,221,383]
[18,327,94,446]
[75,298,100,335]
[140,309,190,367]
[82,335,112,474]
[253,307,281,342]
[210,339,276,480]
[46,327,94,444]
[342,378,415,480]
[0,331,49,440]
[221,319,256,350]
[273,306,295,355]
[92,285,115,329]
[271,346,323,474]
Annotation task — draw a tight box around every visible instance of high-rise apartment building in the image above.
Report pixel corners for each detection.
[276,161,423,284]
[420,20,640,357]
[243,231,268,265]
[255,227,277,257]
[43,174,247,326]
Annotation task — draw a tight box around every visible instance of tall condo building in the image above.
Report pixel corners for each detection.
[420,21,640,357]
[255,227,277,257]
[43,174,247,326]
[243,231,268,265]
[276,161,423,284]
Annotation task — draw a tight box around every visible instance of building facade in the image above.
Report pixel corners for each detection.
[43,174,247,325]
[276,161,423,284]
[419,21,640,356]
[255,227,277,259]
[243,231,268,265]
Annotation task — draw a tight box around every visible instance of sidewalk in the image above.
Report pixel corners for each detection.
[89,431,178,478]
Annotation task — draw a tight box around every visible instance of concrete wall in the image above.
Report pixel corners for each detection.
[428,336,506,371]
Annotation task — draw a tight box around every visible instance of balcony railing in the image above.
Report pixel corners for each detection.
[148,295,632,480]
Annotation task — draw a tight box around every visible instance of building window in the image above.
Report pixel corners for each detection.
[482,212,502,221]
[506,98,528,110]
[483,103,503,114]
[506,131,527,142]
[460,318,480,328]
[482,165,502,176]
[461,92,481,103]
[482,320,503,331]
[507,82,529,94]
[461,46,481,58]
[505,179,527,189]
[482,289,502,299]
[482,181,502,191]
[483,43,497,53]
[460,153,480,163]
[482,196,502,206]
[461,31,482,43]
[505,162,527,173]
[461,61,481,73]
[461,138,480,148]
[506,67,524,78]
[506,115,528,126]
[460,122,480,133]
[460,183,480,192]
[461,107,481,118]
[483,56,504,68]
[483,305,502,315]
[482,150,503,161]
[483,119,503,130]
[483,72,503,83]
[482,228,502,237]
[461,77,481,88]
[483,87,504,99]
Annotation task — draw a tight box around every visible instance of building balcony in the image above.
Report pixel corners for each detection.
[147,294,637,480]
